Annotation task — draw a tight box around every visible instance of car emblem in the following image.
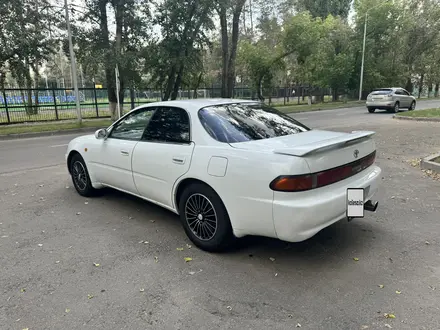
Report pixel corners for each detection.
[354,150,359,158]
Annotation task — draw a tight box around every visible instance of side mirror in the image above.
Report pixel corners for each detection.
[95,128,108,140]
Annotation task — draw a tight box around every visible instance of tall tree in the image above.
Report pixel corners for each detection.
[216,0,247,98]
[76,0,151,121]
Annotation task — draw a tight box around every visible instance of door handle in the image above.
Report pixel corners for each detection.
[172,157,185,164]
[121,150,129,156]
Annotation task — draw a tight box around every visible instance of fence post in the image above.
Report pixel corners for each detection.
[52,88,59,120]
[93,85,99,117]
[2,89,10,123]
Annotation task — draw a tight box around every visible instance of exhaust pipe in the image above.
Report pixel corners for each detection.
[364,200,378,212]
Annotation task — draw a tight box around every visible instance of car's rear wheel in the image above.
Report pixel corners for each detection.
[393,102,400,113]
[409,101,416,111]
[70,153,96,197]
[367,107,376,113]
[178,183,235,252]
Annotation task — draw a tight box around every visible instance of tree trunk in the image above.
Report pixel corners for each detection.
[218,0,247,98]
[418,73,424,99]
[435,83,439,98]
[219,6,228,98]
[428,83,433,98]
[162,65,177,101]
[171,64,184,100]
[405,78,413,94]
[193,72,203,98]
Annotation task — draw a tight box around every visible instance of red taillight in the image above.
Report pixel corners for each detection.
[270,151,376,192]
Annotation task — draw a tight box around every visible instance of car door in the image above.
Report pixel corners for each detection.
[89,107,156,194]
[131,106,195,209]
[396,89,409,107]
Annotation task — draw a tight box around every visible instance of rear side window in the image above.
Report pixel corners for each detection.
[371,89,393,95]
[142,107,190,143]
[198,102,310,143]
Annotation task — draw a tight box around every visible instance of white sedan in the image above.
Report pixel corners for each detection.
[66,99,381,252]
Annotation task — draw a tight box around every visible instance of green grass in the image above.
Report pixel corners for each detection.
[275,100,363,114]
[0,119,112,136]
[397,108,440,118]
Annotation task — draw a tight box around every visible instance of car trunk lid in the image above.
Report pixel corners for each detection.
[230,130,376,174]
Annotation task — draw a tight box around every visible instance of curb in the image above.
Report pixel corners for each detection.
[393,115,440,122]
[421,153,440,172]
[0,127,100,141]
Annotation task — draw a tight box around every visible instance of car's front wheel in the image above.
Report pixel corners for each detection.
[409,101,416,111]
[70,153,96,197]
[178,183,235,252]
[367,107,376,113]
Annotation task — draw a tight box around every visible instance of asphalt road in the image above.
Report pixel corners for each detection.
[1,101,440,330]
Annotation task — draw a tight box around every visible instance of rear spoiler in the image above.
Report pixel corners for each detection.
[273,131,376,157]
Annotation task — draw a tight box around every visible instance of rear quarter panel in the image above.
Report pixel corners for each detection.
[177,145,310,238]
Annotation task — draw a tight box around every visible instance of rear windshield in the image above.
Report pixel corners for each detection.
[198,102,310,143]
[371,89,393,95]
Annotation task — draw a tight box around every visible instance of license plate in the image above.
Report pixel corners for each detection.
[346,188,364,218]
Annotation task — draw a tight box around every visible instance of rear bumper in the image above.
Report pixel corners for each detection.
[272,165,381,242]
[366,101,394,109]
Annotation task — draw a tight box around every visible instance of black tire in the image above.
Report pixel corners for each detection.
[393,102,400,113]
[409,101,416,111]
[178,183,235,252]
[367,107,376,113]
[69,153,96,197]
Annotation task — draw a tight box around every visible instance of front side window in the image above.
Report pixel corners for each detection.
[109,107,156,140]
[198,102,310,143]
[142,107,190,143]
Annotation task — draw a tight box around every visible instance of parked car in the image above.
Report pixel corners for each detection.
[66,99,381,252]
[366,87,416,113]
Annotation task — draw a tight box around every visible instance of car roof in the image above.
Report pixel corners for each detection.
[137,98,260,112]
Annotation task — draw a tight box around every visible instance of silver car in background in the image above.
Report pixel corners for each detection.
[366,88,416,113]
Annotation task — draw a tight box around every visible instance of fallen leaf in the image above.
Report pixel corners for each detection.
[275,273,278,277]
[154,256,158,262]
[226,306,232,311]
[87,294,94,299]
[93,263,100,267]
[38,244,43,247]
[143,241,149,244]
[288,314,293,318]
[184,257,192,262]
[378,284,384,289]
[20,288,26,293]
[385,324,392,329]
[353,257,359,261]
[65,308,70,313]
[66,186,70,189]
[395,290,401,294]
[384,313,396,319]
[186,244,192,248]
[189,271,196,275]
[39,184,44,187]
[138,240,144,243]
[176,248,184,251]
[84,201,89,205]
[76,212,81,215]
[269,257,276,262]
[55,261,60,264]
[296,323,302,328]
[150,220,155,223]
[425,241,430,245]
[361,326,369,329]
[139,288,145,292]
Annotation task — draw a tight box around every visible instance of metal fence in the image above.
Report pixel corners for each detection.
[0,86,335,125]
